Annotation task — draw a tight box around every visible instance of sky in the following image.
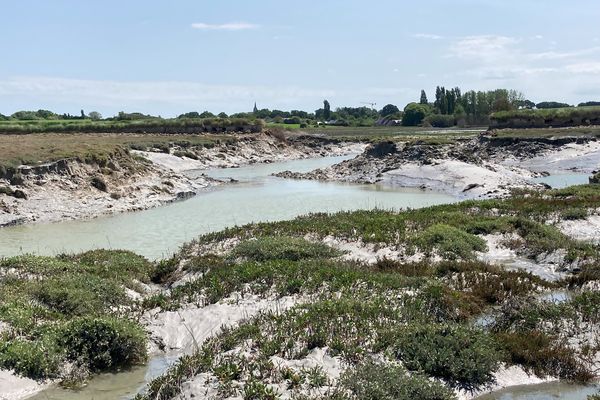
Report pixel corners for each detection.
[1,0,600,117]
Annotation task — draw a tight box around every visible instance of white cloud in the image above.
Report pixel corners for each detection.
[529,47,600,60]
[412,33,443,40]
[191,22,259,31]
[566,62,600,74]
[449,35,520,60]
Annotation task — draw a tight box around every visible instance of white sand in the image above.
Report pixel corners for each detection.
[144,294,300,354]
[477,234,567,281]
[514,140,600,174]
[558,215,600,244]
[0,370,47,400]
[383,159,535,199]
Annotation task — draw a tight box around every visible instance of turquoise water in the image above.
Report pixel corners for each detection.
[476,381,598,399]
[531,173,591,189]
[0,155,455,259]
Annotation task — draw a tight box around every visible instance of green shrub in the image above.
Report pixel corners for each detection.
[392,323,500,391]
[560,208,588,220]
[59,317,147,371]
[424,114,455,128]
[411,224,487,260]
[151,257,179,284]
[0,338,61,380]
[68,249,154,283]
[495,331,592,381]
[32,275,125,316]
[340,360,456,400]
[231,236,341,262]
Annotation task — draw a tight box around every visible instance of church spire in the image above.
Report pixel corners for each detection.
[253,102,258,114]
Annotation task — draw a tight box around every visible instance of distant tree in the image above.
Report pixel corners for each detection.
[290,110,309,118]
[323,100,331,120]
[420,90,428,105]
[199,111,216,118]
[218,112,228,118]
[36,109,57,119]
[270,109,290,118]
[88,111,102,120]
[380,104,400,117]
[12,111,40,120]
[0,113,7,121]
[536,101,571,109]
[578,101,600,107]
[116,111,154,120]
[402,103,430,126]
[178,112,201,119]
[80,109,86,118]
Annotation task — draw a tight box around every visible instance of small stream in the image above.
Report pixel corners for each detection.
[476,381,598,399]
[531,173,591,189]
[0,155,455,260]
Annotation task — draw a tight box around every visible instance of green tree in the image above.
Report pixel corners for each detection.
[402,103,429,126]
[536,101,572,109]
[217,112,228,118]
[380,104,400,117]
[323,100,331,120]
[420,90,428,105]
[178,112,201,119]
[88,111,102,120]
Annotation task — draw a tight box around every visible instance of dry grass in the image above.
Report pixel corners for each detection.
[0,133,232,169]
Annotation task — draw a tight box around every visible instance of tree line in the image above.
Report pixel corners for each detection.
[2,91,599,129]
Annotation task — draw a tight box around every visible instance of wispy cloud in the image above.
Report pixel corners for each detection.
[566,62,600,74]
[449,35,520,60]
[529,46,600,60]
[191,22,259,31]
[412,33,444,40]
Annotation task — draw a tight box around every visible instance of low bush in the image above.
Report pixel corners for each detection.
[59,317,147,371]
[0,338,61,380]
[495,331,592,381]
[392,323,500,391]
[340,360,456,400]
[231,236,341,262]
[411,224,487,260]
[424,114,456,128]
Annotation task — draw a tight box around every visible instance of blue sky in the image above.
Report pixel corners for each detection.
[1,0,600,117]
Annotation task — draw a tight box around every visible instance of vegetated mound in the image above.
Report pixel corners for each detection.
[133,185,600,399]
[490,106,600,129]
[0,250,152,384]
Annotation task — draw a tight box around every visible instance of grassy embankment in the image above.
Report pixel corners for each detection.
[135,184,600,400]
[490,106,600,129]
[0,133,234,173]
[0,117,264,135]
